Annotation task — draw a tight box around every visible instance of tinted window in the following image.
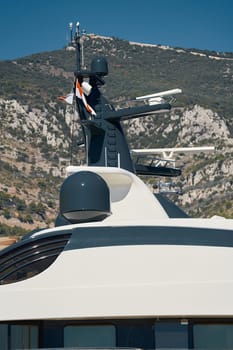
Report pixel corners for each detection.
[193,324,233,349]
[0,324,8,350]
[64,325,116,347]
[0,234,70,284]
[11,325,38,349]
[154,322,188,348]
[2,319,233,349]
[117,323,154,349]
[41,324,63,348]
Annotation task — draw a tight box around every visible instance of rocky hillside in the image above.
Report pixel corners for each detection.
[0,34,233,235]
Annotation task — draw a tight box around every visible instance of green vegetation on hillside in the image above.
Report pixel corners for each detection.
[0,35,232,131]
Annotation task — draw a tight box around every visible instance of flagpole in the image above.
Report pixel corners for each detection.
[74,21,81,72]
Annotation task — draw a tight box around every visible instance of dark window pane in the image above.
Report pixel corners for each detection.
[0,324,8,350]
[155,322,188,348]
[0,234,70,284]
[117,323,154,349]
[42,324,63,348]
[2,255,57,284]
[10,325,38,349]
[194,324,233,349]
[64,325,116,347]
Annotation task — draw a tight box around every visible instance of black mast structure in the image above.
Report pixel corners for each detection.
[72,22,180,177]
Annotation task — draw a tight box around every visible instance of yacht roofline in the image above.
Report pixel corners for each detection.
[31,216,233,239]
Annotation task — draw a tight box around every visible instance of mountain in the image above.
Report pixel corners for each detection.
[0,34,233,235]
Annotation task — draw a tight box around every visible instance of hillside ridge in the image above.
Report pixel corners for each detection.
[0,34,233,235]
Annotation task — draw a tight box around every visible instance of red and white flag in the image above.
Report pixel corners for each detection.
[58,92,74,105]
[76,81,96,116]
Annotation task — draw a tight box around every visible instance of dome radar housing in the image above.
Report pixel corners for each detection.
[60,171,111,223]
[91,56,108,76]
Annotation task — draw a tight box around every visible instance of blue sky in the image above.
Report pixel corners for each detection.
[0,0,232,60]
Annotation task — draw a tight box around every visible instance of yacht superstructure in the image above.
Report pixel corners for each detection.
[0,22,233,349]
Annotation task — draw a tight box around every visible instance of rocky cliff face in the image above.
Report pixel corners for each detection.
[172,106,233,217]
[0,99,70,148]
[177,105,231,144]
[0,98,83,234]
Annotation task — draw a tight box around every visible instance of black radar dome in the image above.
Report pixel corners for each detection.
[91,56,108,76]
[60,171,111,223]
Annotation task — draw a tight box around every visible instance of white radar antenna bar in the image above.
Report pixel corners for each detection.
[136,88,182,101]
[131,146,215,160]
